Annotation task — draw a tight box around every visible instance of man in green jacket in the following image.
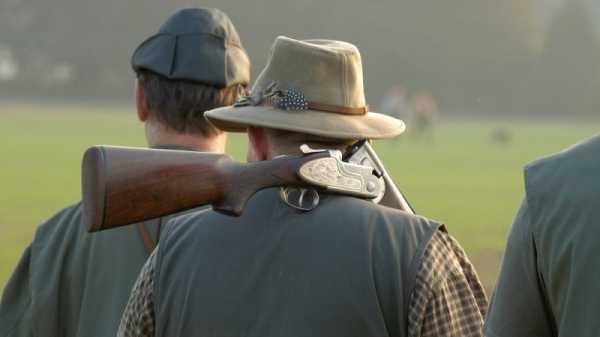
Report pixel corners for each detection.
[485,134,600,337]
[0,8,250,337]
[118,36,488,337]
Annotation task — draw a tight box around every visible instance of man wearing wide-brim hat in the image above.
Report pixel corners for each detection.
[0,8,249,337]
[119,36,488,337]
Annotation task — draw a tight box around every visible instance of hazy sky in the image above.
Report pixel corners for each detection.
[537,0,600,33]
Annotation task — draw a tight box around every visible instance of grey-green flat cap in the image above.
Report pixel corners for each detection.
[131,8,250,87]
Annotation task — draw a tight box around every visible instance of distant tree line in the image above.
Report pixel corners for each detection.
[0,0,598,116]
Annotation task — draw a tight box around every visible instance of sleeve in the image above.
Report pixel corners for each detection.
[484,199,554,337]
[408,230,488,337]
[117,248,158,337]
[0,246,34,337]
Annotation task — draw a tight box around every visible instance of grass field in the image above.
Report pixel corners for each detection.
[1,102,598,293]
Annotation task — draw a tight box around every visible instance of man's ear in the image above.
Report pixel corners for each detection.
[247,127,270,161]
[135,79,149,122]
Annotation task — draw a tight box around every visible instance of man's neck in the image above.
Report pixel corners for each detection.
[145,122,226,153]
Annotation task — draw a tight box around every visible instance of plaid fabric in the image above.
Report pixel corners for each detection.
[117,249,157,337]
[408,230,488,337]
[119,231,487,337]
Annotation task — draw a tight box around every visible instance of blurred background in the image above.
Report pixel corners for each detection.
[0,0,599,292]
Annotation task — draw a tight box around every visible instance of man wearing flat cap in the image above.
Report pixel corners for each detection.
[0,8,249,337]
[119,36,488,337]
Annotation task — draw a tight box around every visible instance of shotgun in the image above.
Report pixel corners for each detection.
[344,140,415,214]
[82,145,383,232]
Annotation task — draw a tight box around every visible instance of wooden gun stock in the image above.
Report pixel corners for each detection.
[82,146,329,232]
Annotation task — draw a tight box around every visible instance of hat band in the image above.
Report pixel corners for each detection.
[260,96,368,116]
[234,82,368,116]
[305,101,368,116]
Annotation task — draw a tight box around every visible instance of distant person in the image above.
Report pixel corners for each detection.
[380,85,409,119]
[0,8,250,337]
[485,135,600,337]
[409,92,438,141]
[118,36,488,337]
[490,127,513,145]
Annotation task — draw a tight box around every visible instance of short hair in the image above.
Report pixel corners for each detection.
[136,69,244,137]
[264,128,356,155]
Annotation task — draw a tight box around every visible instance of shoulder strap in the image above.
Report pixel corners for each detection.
[137,220,160,255]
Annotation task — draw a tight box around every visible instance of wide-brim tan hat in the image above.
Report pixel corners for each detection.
[206,36,405,140]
